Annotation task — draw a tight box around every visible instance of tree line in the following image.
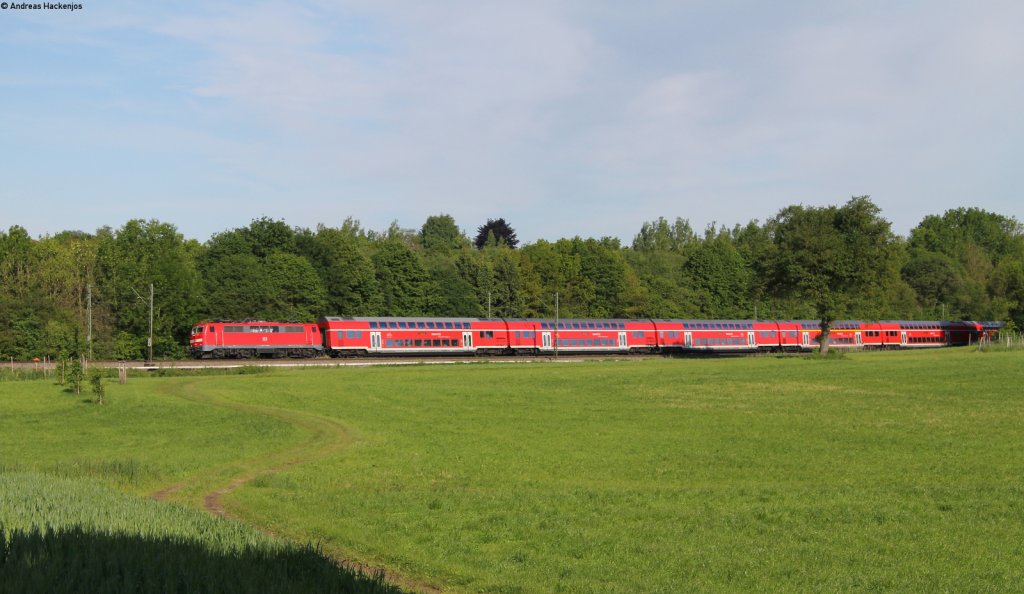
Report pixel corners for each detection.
[2,198,1022,359]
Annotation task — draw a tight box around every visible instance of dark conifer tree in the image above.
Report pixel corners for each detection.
[474,218,519,250]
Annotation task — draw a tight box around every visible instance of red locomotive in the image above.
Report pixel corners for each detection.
[189,321,323,358]
[189,316,1000,359]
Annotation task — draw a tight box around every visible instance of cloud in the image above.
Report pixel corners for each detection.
[3,1,1022,242]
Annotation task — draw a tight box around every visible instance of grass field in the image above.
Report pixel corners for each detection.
[2,349,1024,592]
[0,472,401,593]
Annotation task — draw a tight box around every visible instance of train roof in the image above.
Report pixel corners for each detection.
[320,316,490,323]
[196,319,312,325]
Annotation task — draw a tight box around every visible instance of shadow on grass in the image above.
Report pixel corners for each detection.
[0,526,406,594]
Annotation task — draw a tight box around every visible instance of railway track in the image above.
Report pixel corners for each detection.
[9,353,655,372]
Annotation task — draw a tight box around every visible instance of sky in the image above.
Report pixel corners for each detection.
[1,1,1022,245]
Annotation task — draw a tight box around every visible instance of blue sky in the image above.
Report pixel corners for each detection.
[2,1,1022,244]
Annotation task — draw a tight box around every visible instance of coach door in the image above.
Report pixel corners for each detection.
[801,332,811,348]
[855,332,863,347]
[618,332,628,349]
[684,332,692,348]
[542,332,552,350]
[370,332,382,353]
[748,332,756,348]
[462,332,473,351]
[901,331,908,346]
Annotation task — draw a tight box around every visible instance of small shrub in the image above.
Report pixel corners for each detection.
[89,368,105,405]
[68,359,84,395]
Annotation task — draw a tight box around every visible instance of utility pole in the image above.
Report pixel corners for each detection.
[131,283,154,364]
[87,284,93,360]
[488,291,491,319]
[554,291,559,358]
[148,283,154,364]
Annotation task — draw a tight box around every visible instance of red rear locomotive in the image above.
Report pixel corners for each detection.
[189,321,323,358]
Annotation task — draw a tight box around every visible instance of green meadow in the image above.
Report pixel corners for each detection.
[3,350,1024,592]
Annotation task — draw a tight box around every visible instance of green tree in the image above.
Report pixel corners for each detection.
[373,238,437,315]
[573,237,628,317]
[631,217,697,253]
[684,227,751,318]
[68,357,84,395]
[243,217,297,258]
[263,252,327,320]
[299,222,382,316]
[625,218,699,318]
[519,240,587,317]
[420,214,468,253]
[906,208,1024,323]
[201,253,269,320]
[766,196,904,353]
[96,220,201,358]
[89,368,105,405]
[902,249,963,318]
[730,221,775,318]
[487,247,525,317]
[990,256,1024,326]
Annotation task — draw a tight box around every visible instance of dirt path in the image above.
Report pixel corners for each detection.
[149,379,443,594]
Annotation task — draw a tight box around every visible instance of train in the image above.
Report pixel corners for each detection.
[188,317,1003,359]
